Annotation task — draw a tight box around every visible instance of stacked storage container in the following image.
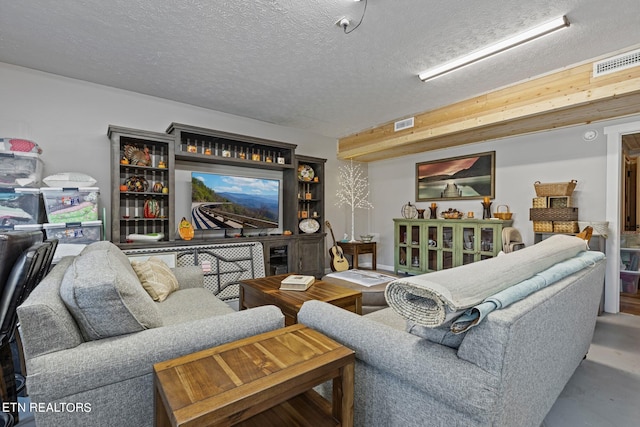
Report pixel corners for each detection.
[0,138,44,233]
[620,234,640,295]
[40,187,102,244]
[529,180,579,233]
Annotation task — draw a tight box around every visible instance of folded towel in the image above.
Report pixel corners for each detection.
[385,235,588,327]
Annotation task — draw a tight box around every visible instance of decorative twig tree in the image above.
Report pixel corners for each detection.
[336,160,373,242]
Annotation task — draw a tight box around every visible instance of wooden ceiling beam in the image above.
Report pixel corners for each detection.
[338,61,640,162]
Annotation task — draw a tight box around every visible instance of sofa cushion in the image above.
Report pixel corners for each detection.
[60,246,162,341]
[157,288,235,325]
[131,257,179,302]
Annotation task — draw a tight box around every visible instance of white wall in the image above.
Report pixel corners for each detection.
[4,61,640,311]
[0,62,342,241]
[369,114,640,273]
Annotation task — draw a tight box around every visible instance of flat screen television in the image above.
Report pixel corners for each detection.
[191,172,280,230]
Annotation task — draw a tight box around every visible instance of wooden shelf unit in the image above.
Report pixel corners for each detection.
[107,125,176,245]
[108,123,327,277]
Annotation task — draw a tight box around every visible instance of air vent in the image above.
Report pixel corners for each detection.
[593,48,640,77]
[394,117,415,132]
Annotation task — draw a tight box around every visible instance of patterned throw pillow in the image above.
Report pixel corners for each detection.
[0,138,42,153]
[131,257,180,302]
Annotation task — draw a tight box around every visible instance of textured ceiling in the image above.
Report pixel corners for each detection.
[1,0,639,139]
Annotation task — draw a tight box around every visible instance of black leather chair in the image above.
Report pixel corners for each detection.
[0,235,56,422]
[0,231,42,424]
[0,231,43,296]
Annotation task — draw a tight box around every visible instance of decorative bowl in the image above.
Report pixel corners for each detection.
[124,175,148,192]
[360,235,374,242]
[441,208,464,219]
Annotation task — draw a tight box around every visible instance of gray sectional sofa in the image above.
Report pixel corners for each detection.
[299,236,606,427]
[17,241,284,427]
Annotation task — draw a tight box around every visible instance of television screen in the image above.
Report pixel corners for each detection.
[191,172,280,230]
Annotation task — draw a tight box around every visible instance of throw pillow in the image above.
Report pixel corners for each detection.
[131,257,180,302]
[0,138,42,154]
[42,172,97,188]
[60,248,162,341]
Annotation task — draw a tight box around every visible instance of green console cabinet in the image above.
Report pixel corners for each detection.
[394,218,513,275]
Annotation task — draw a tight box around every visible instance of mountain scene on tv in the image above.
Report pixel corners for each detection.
[191,173,279,229]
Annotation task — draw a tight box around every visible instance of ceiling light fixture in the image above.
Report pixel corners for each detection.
[418,15,570,82]
[338,0,367,34]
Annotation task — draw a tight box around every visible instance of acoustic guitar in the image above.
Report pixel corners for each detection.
[325,221,349,272]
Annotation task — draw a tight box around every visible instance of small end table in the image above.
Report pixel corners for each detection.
[337,241,377,270]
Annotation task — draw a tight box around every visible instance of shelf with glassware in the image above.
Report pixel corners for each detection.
[394,218,513,275]
[167,122,296,171]
[108,125,176,245]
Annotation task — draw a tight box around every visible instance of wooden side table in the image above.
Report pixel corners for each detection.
[154,324,355,427]
[337,241,377,270]
[239,274,362,326]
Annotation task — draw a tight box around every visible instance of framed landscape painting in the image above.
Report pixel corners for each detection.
[415,151,495,201]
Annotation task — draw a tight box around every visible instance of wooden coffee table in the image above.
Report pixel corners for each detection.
[154,324,355,427]
[239,274,362,326]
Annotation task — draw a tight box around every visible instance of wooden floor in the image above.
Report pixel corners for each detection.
[620,292,640,315]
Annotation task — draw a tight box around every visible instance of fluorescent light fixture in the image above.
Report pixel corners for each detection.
[418,15,570,82]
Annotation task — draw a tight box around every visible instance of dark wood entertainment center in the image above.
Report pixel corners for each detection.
[107,123,326,279]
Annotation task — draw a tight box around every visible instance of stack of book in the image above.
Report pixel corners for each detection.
[279,275,315,291]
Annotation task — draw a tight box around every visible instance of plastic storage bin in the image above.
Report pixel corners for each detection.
[41,187,99,223]
[620,272,640,294]
[44,220,102,244]
[0,151,43,187]
[12,224,43,233]
[0,188,41,227]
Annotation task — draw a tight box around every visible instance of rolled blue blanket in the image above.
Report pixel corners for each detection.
[451,250,605,333]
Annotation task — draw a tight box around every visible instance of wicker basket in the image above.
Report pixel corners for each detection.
[534,180,577,197]
[529,207,578,221]
[533,221,553,232]
[553,221,579,233]
[493,205,513,220]
[548,196,572,208]
[532,197,548,208]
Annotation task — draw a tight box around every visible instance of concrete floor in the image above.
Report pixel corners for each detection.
[543,312,640,427]
[14,313,640,427]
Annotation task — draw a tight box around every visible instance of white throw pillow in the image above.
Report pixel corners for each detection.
[43,172,97,188]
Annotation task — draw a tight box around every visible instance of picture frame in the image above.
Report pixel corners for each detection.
[415,151,495,201]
